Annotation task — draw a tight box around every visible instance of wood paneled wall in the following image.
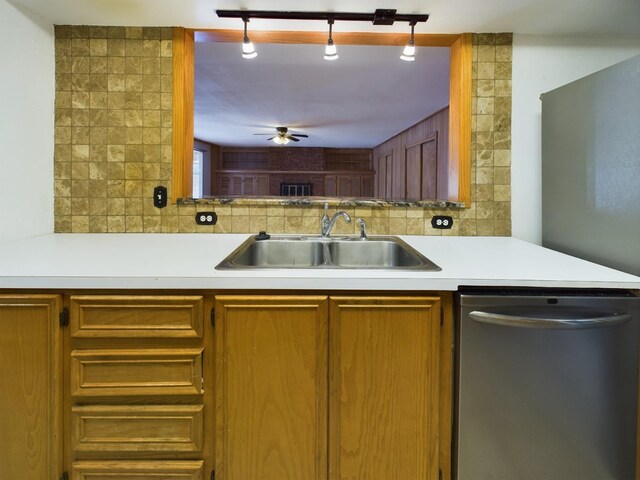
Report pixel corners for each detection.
[373,107,449,200]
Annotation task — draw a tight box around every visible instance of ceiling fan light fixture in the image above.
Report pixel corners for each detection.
[400,22,416,61]
[323,19,339,61]
[273,135,290,145]
[241,18,257,59]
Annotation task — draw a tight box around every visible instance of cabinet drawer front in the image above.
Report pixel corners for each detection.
[71,349,204,397]
[70,296,204,338]
[72,405,204,455]
[72,460,204,480]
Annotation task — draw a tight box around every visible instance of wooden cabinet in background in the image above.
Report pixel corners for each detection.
[406,134,438,201]
[215,172,269,196]
[325,172,375,197]
[0,295,62,480]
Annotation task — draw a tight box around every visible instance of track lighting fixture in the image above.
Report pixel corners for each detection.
[217,9,429,62]
[241,17,257,59]
[323,19,338,61]
[400,21,416,62]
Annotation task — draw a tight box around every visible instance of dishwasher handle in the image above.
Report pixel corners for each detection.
[469,310,632,329]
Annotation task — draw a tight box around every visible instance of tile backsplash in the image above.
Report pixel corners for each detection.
[54,28,511,236]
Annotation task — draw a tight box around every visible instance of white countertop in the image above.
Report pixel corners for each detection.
[0,233,639,291]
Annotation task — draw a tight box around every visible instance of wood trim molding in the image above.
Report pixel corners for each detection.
[195,29,460,47]
[447,33,472,206]
[172,28,472,206]
[172,27,195,203]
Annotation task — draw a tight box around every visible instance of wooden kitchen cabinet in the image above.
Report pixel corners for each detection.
[329,296,442,480]
[64,295,212,480]
[214,294,452,480]
[214,295,329,480]
[0,295,62,480]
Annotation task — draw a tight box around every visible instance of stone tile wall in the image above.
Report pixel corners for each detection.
[54,28,511,236]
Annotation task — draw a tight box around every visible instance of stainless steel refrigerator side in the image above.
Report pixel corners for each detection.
[456,292,639,480]
[541,54,640,277]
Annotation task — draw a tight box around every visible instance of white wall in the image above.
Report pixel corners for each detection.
[511,35,640,244]
[0,0,55,244]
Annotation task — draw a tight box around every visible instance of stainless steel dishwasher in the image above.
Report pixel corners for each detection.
[456,289,640,480]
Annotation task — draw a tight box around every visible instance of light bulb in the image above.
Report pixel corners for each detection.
[400,42,415,62]
[324,20,338,61]
[324,40,338,61]
[242,37,257,59]
[273,136,289,145]
[241,18,257,59]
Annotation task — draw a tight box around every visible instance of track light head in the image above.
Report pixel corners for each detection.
[400,22,416,61]
[323,19,339,61]
[242,17,257,59]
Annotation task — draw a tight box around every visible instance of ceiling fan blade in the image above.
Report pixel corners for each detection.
[267,136,276,141]
[288,136,300,142]
[291,134,309,138]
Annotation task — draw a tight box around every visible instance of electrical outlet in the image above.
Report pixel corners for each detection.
[195,212,217,225]
[431,215,453,229]
[153,186,167,208]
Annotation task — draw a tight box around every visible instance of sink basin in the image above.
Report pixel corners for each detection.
[216,235,441,271]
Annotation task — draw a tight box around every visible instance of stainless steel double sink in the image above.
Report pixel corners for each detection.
[216,234,441,271]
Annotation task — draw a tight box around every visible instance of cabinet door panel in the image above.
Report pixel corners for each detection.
[329,297,441,480]
[72,460,204,480]
[0,295,62,480]
[71,349,204,397]
[72,405,203,456]
[215,296,328,480]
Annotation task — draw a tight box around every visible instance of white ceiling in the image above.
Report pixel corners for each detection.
[194,43,450,148]
[9,0,640,35]
[10,0,640,148]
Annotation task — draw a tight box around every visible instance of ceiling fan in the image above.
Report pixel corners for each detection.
[254,126,308,145]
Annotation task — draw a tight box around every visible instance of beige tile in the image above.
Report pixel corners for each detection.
[476,149,494,167]
[71,162,89,180]
[107,180,125,197]
[477,45,496,62]
[495,219,512,236]
[266,216,284,232]
[108,198,125,215]
[143,216,162,232]
[124,180,143,197]
[476,202,495,220]
[476,219,495,235]
[71,198,89,215]
[284,216,303,233]
[494,202,511,219]
[126,215,144,232]
[476,79,495,98]
[89,216,107,233]
[476,167,494,185]
[71,215,90,233]
[494,149,511,166]
[459,219,477,236]
[494,167,510,185]
[125,27,143,39]
[107,215,126,232]
[55,216,72,233]
[494,185,511,201]
[142,57,161,75]
[477,62,495,80]
[90,57,108,74]
[476,115,494,132]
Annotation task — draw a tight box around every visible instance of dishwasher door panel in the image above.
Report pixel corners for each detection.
[457,294,638,480]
